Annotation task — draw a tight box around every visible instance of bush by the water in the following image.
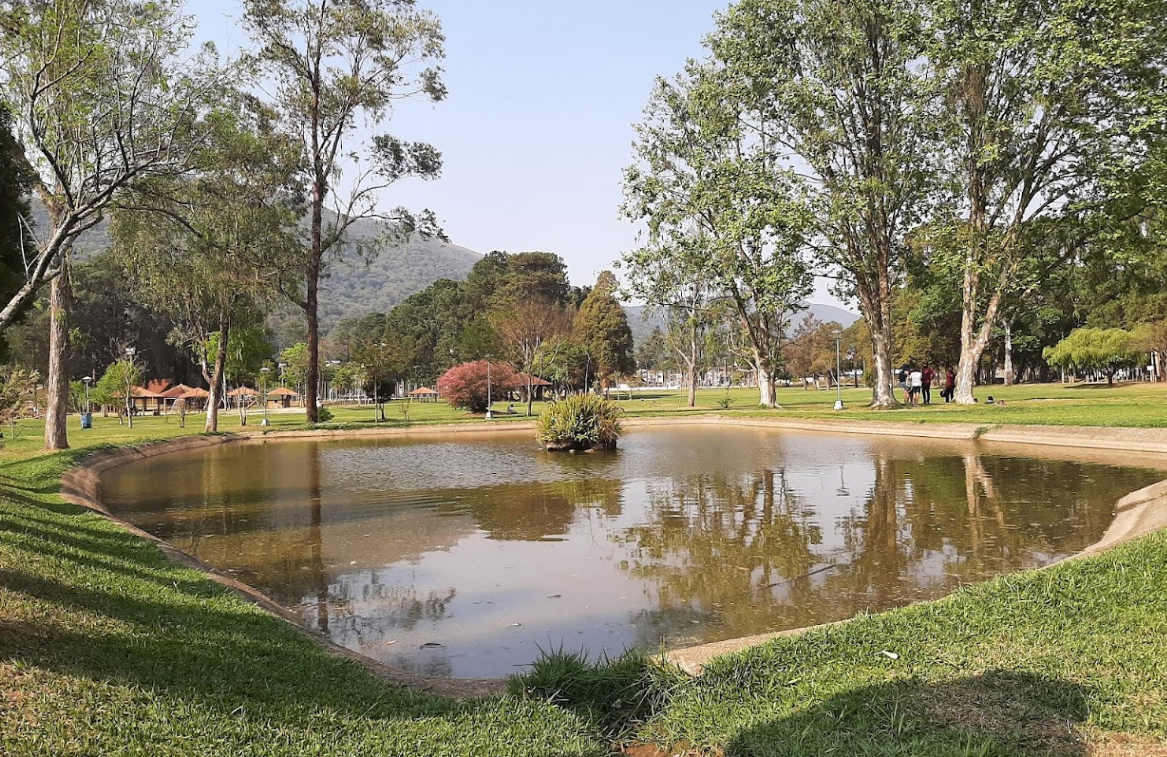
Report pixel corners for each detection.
[537,394,622,451]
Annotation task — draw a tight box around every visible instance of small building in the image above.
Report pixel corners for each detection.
[266,386,300,409]
[408,387,440,403]
[178,387,210,410]
[513,373,553,401]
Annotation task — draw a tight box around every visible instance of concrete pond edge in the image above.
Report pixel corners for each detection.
[55,417,1167,687]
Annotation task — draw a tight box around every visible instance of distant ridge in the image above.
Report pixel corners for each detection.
[623,303,861,345]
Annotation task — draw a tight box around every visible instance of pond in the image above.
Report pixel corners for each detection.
[100,426,1165,679]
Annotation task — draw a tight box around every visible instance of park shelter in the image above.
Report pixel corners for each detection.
[158,384,197,410]
[130,386,166,414]
[513,373,553,401]
[408,387,440,403]
[267,386,299,408]
[178,387,210,410]
[226,386,260,409]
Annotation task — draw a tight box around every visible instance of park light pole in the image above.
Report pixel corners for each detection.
[260,366,271,426]
[832,331,844,411]
[485,357,493,419]
[124,346,136,428]
[81,375,93,429]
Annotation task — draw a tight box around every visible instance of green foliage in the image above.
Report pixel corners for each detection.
[574,272,635,388]
[536,394,623,451]
[0,364,38,428]
[278,343,310,392]
[1043,327,1142,384]
[93,359,142,412]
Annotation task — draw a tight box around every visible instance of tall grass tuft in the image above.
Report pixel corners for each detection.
[536,394,623,451]
[509,647,689,739]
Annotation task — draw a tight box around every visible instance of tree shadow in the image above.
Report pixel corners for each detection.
[724,671,1092,757]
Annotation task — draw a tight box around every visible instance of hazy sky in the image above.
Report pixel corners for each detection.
[194,0,843,306]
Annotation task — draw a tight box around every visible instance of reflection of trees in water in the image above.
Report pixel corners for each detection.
[320,580,456,640]
[616,469,824,645]
[619,451,1140,648]
[452,477,624,541]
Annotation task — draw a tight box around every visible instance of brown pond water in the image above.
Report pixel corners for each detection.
[100,426,1165,679]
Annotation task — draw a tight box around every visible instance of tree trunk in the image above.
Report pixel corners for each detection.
[526,375,534,416]
[755,350,777,408]
[686,326,697,408]
[868,316,895,407]
[205,320,230,433]
[1002,321,1014,386]
[44,263,72,450]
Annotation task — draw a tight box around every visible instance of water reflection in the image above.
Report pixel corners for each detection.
[100,428,1164,679]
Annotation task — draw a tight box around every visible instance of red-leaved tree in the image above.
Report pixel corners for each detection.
[437,361,519,413]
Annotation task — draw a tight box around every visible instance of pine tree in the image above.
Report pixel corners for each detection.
[574,271,635,391]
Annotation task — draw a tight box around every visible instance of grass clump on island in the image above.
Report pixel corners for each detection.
[536,394,623,451]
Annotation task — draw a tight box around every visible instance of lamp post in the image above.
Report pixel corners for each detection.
[485,357,493,419]
[81,376,93,429]
[831,331,844,411]
[124,347,136,428]
[260,367,271,426]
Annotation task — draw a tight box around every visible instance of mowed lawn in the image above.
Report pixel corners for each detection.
[2,381,1167,755]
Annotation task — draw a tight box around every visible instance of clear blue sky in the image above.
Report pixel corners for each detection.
[194,0,842,305]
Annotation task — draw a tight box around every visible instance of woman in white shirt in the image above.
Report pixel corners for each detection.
[909,368,923,405]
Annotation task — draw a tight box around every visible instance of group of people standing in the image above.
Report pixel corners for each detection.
[898,364,958,405]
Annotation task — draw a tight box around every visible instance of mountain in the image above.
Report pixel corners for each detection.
[30,199,482,331]
[318,234,480,327]
[623,302,861,346]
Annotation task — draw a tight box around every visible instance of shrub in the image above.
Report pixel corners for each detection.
[436,360,519,413]
[314,407,333,423]
[536,394,622,451]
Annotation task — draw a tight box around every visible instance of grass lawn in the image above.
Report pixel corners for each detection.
[2,382,1167,755]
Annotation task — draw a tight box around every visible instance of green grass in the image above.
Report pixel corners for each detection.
[3,383,1167,755]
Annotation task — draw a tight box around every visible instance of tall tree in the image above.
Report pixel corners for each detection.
[622,66,812,407]
[491,299,571,416]
[0,104,32,345]
[111,102,301,432]
[1,0,221,449]
[242,0,446,422]
[574,271,635,392]
[710,0,939,406]
[927,0,1167,403]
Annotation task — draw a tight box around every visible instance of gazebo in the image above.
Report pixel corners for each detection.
[130,386,166,414]
[408,387,440,403]
[513,373,553,401]
[226,386,260,408]
[178,387,210,410]
[267,386,300,409]
[158,383,197,410]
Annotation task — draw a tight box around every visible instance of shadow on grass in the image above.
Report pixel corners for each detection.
[722,670,1092,757]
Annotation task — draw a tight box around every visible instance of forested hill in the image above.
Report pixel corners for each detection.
[318,235,481,327]
[29,199,482,331]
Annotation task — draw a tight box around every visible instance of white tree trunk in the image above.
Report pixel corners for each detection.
[1003,321,1014,386]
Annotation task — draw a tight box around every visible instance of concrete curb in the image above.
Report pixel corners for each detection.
[57,416,1167,686]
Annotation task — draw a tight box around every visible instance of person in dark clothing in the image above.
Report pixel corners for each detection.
[921,364,934,405]
[941,367,956,403]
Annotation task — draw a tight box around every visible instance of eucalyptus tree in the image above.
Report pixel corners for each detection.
[926,0,1167,403]
[709,0,940,406]
[623,67,812,408]
[242,0,446,422]
[1,0,223,449]
[111,103,302,432]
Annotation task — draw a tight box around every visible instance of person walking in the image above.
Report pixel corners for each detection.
[941,367,956,403]
[909,365,923,406]
[921,364,934,405]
